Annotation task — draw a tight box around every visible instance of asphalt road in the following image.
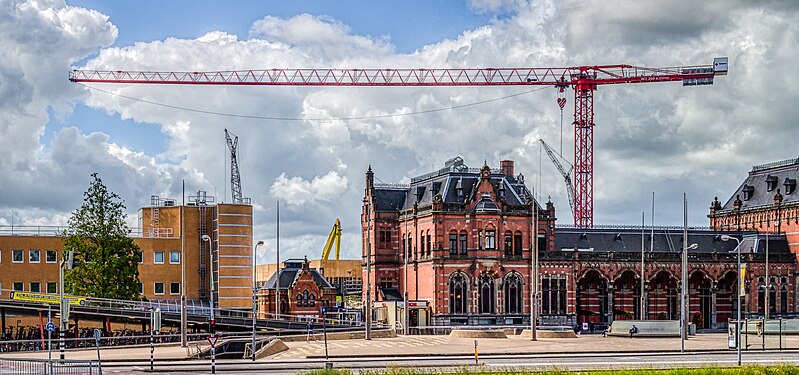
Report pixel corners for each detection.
[93,350,799,374]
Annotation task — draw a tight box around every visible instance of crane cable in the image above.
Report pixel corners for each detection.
[76,83,549,122]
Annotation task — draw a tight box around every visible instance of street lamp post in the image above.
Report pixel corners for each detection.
[722,234,742,366]
[681,242,698,353]
[530,188,537,341]
[252,240,264,361]
[202,235,214,334]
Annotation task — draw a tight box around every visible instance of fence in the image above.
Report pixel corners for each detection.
[730,318,799,351]
[0,358,99,375]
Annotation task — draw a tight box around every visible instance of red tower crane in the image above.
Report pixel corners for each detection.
[70,57,728,227]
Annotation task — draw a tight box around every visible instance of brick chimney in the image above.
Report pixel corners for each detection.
[500,160,514,177]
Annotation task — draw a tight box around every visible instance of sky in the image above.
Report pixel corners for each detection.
[2,0,798,264]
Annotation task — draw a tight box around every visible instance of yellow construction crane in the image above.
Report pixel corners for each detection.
[321,219,342,261]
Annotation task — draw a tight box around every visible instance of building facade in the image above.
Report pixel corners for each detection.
[709,157,799,256]
[0,192,254,310]
[362,157,555,326]
[362,157,798,329]
[257,258,338,318]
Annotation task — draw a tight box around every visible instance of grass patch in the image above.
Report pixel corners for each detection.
[301,365,799,375]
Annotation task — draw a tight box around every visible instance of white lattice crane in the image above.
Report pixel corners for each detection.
[224,129,243,204]
[540,138,575,218]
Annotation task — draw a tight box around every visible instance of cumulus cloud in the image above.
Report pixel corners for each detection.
[270,171,349,206]
[4,0,799,260]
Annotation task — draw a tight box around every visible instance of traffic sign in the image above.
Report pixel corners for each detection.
[208,335,219,347]
[45,322,55,332]
[320,306,327,314]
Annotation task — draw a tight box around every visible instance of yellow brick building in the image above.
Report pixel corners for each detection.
[0,193,254,310]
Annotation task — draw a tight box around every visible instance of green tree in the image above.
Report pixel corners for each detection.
[63,173,141,300]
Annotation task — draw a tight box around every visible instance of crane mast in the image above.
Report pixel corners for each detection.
[71,57,728,227]
[224,129,243,204]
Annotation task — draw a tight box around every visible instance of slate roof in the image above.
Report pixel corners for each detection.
[371,157,533,213]
[553,228,791,255]
[717,157,799,213]
[260,262,335,291]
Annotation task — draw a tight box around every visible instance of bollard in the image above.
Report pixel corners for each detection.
[474,339,478,365]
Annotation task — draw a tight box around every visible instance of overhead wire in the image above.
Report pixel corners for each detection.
[75,83,549,122]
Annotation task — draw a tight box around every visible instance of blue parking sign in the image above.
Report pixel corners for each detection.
[46,322,55,332]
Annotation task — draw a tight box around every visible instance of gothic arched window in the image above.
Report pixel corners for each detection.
[449,273,468,314]
[504,273,523,314]
[479,274,496,314]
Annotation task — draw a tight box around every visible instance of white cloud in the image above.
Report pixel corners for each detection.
[4,1,799,260]
[270,171,349,206]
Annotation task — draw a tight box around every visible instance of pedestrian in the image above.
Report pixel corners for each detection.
[306,320,317,342]
[629,324,638,338]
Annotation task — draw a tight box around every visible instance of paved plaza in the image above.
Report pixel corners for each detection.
[3,332,797,363]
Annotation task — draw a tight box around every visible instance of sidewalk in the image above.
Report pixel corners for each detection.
[2,333,795,362]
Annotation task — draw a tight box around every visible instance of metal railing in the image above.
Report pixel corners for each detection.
[0,358,100,375]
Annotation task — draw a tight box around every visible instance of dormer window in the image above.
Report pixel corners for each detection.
[785,178,797,195]
[455,179,463,198]
[415,186,425,202]
[498,182,506,199]
[742,184,754,200]
[766,175,778,191]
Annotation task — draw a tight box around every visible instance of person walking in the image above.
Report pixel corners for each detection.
[306,320,318,342]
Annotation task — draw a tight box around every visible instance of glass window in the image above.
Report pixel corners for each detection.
[296,294,303,307]
[47,282,57,294]
[449,273,468,314]
[170,251,180,264]
[485,230,496,250]
[514,232,523,257]
[13,282,24,291]
[30,282,41,293]
[136,251,143,264]
[449,233,458,254]
[170,282,180,295]
[309,294,316,306]
[137,283,143,295]
[504,233,513,256]
[12,250,23,263]
[154,282,165,295]
[29,250,40,263]
[154,251,164,264]
[459,232,467,255]
[46,250,57,263]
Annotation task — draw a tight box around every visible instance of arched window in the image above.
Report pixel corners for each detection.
[420,231,425,258]
[296,294,303,307]
[504,273,523,314]
[459,230,468,255]
[504,231,513,257]
[303,290,309,308]
[479,274,496,314]
[408,236,413,260]
[309,294,316,306]
[402,234,406,259]
[449,231,458,256]
[426,231,432,257]
[513,231,523,257]
[485,228,496,249]
[781,286,788,313]
[449,273,468,314]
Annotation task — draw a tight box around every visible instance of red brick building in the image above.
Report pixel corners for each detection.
[709,157,799,255]
[362,157,554,326]
[362,157,797,330]
[257,258,337,318]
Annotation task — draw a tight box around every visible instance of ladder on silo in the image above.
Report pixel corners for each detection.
[150,195,161,237]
